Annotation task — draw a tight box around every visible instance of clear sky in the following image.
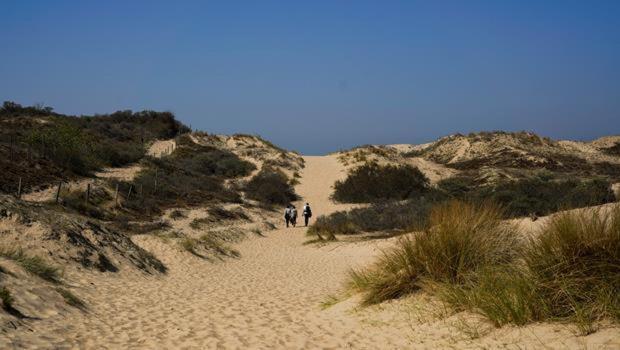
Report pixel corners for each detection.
[1,1,619,154]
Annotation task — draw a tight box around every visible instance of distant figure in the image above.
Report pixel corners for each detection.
[284,205,292,227]
[290,206,298,227]
[302,203,312,227]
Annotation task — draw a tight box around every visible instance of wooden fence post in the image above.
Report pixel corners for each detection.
[127,185,133,201]
[17,177,22,199]
[55,181,62,203]
[85,183,91,204]
[114,184,119,207]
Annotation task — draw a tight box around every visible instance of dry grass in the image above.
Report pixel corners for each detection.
[0,286,14,310]
[56,287,86,310]
[438,205,620,333]
[348,201,520,305]
[0,248,62,283]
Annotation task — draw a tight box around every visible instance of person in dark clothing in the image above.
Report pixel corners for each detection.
[284,205,292,227]
[302,203,312,227]
[290,206,298,227]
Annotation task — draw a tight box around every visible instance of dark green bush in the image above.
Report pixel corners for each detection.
[309,195,442,238]
[476,177,614,217]
[173,141,256,178]
[333,162,430,203]
[245,168,297,206]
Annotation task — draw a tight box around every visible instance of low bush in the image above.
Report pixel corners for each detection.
[348,201,520,305]
[437,175,615,218]
[169,210,186,220]
[308,196,440,239]
[333,162,430,203]
[58,187,112,220]
[207,206,250,222]
[245,168,297,206]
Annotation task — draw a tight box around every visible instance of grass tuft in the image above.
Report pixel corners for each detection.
[0,249,62,283]
[56,288,86,309]
[438,205,620,333]
[0,287,14,310]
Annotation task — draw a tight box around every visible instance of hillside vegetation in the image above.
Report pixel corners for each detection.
[0,101,189,193]
[314,131,619,238]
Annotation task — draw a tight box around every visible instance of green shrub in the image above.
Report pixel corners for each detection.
[308,197,440,238]
[25,121,98,175]
[245,168,297,206]
[333,162,430,203]
[348,201,520,305]
[437,175,615,218]
[174,137,256,177]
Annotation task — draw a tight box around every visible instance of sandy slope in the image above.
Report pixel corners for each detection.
[3,155,619,349]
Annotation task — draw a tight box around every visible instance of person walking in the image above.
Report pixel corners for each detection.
[302,202,312,227]
[284,205,292,227]
[290,205,298,227]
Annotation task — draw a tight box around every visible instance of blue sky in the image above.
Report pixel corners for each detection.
[1,1,619,154]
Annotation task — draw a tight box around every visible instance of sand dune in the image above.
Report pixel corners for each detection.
[3,155,619,349]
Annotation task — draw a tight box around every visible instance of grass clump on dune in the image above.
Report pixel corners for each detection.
[56,287,87,310]
[525,206,620,329]
[348,201,520,305]
[0,249,62,283]
[424,205,620,332]
[0,287,14,311]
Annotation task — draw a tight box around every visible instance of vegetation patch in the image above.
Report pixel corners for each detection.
[0,102,190,193]
[438,174,615,217]
[308,197,440,239]
[442,206,620,333]
[333,162,430,203]
[348,201,520,305]
[0,249,62,283]
[245,168,298,206]
[56,287,87,310]
[0,287,14,311]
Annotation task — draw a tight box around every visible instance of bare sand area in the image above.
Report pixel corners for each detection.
[3,155,619,349]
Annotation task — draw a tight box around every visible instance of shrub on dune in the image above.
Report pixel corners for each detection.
[244,168,298,206]
[333,162,430,203]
